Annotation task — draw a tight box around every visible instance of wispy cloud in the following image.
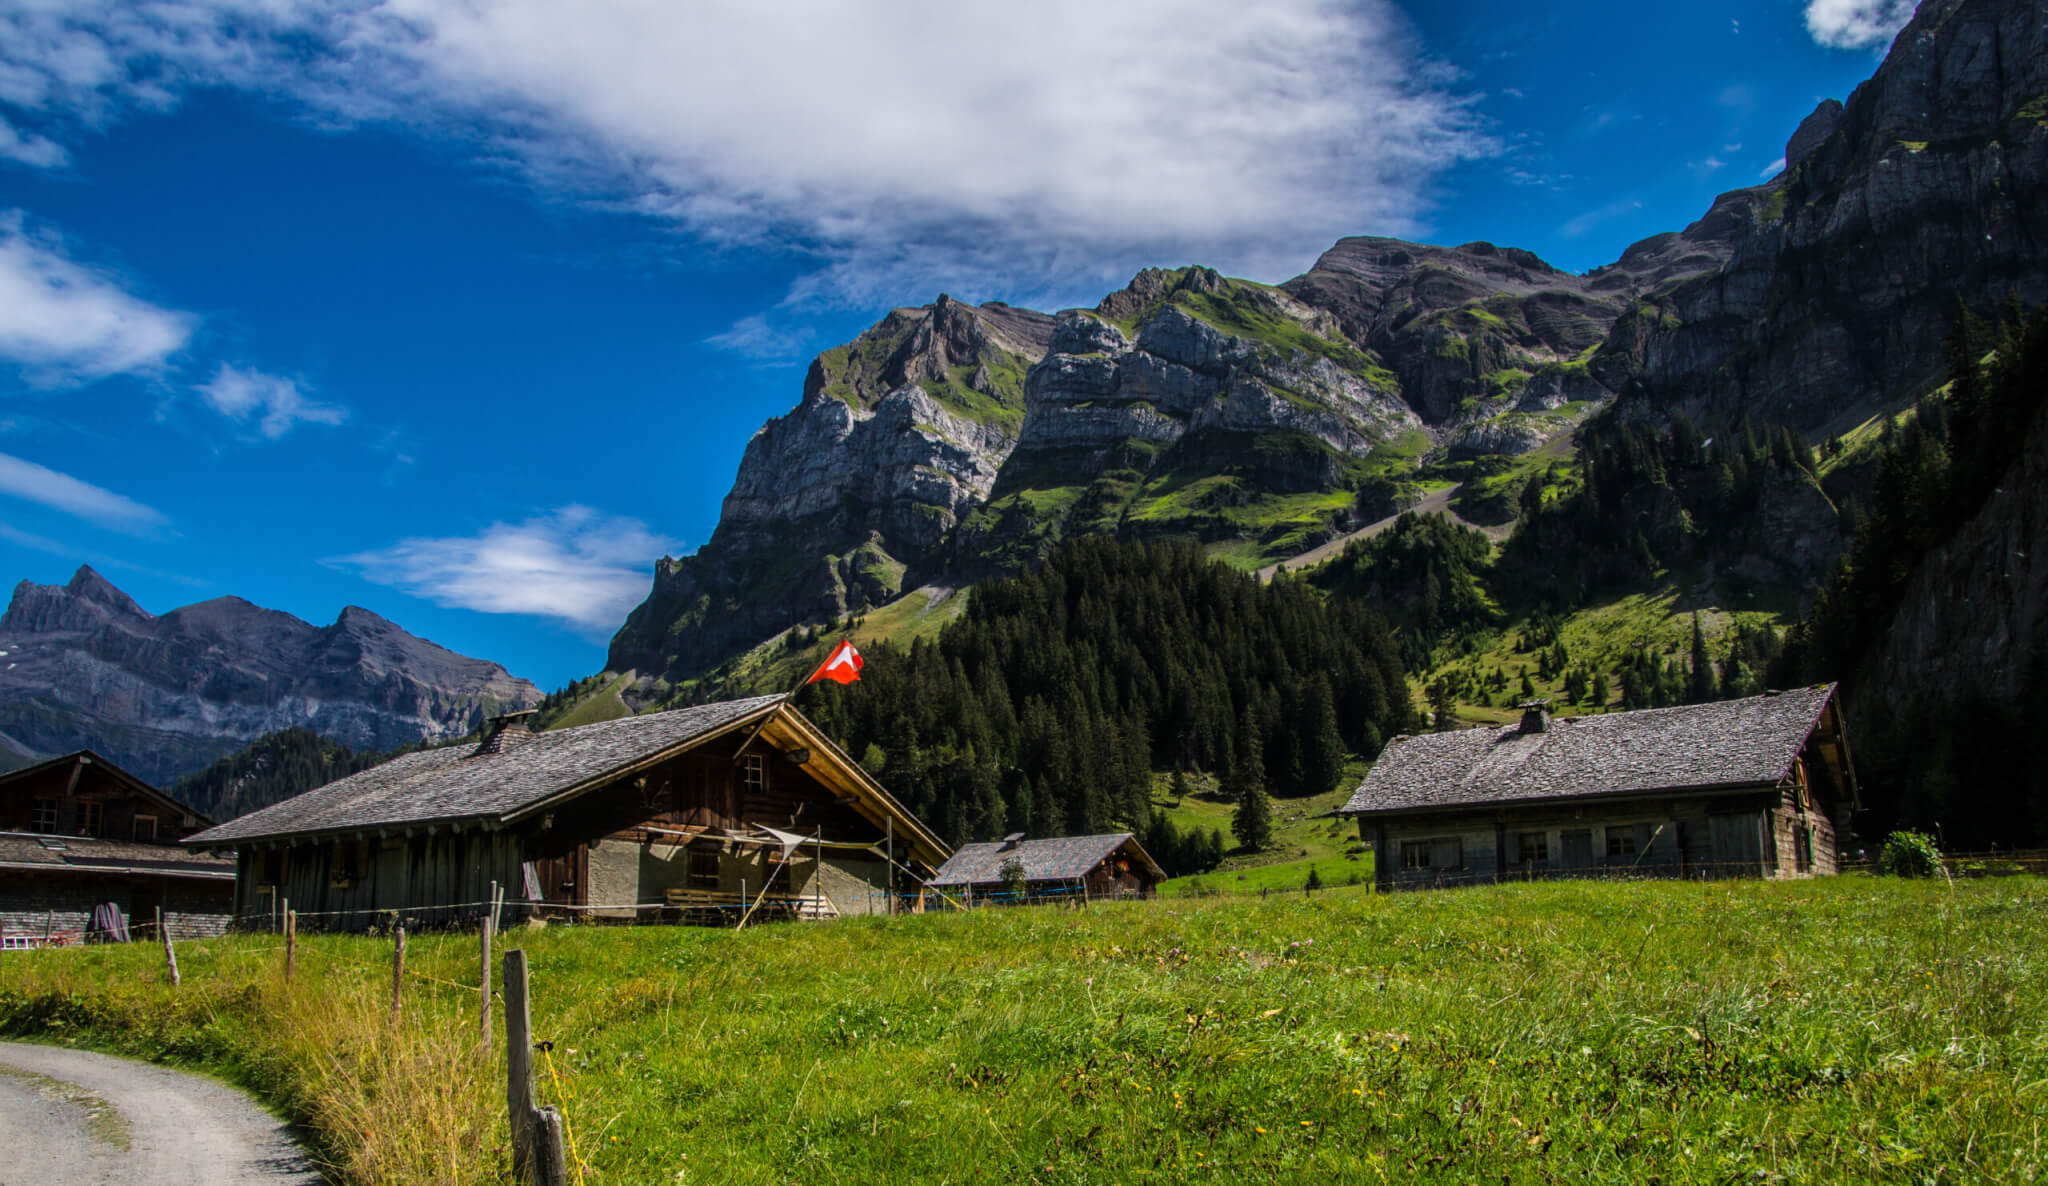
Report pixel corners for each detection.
[1804,0,1917,50]
[197,364,347,439]
[1560,198,1643,239]
[0,116,66,168]
[333,506,678,636]
[0,211,191,384]
[1760,157,1788,179]
[0,2,1495,310]
[706,315,816,362]
[1689,156,1728,177]
[0,450,169,533]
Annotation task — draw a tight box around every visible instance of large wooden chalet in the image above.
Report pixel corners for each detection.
[183,696,949,929]
[1342,685,1860,890]
[0,750,233,943]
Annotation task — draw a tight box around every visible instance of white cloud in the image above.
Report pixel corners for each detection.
[705,315,815,362]
[0,211,191,384]
[1804,0,1918,50]
[0,450,169,533]
[0,1,1493,309]
[1560,198,1643,239]
[1760,157,1788,178]
[197,364,346,439]
[334,507,678,635]
[0,116,66,167]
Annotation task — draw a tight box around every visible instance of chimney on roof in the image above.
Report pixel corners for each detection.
[473,709,538,756]
[999,832,1026,851]
[1517,699,1551,734]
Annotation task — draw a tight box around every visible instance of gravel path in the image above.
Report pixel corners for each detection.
[0,1043,324,1186]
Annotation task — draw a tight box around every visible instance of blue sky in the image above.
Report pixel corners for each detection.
[0,0,1914,691]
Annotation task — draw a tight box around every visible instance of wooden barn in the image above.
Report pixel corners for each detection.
[0,751,233,944]
[182,696,949,930]
[1343,685,1860,890]
[924,832,1165,905]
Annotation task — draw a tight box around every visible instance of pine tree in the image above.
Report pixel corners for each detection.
[1228,708,1273,851]
[1688,613,1716,703]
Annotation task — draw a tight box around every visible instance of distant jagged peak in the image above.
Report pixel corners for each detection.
[64,565,150,619]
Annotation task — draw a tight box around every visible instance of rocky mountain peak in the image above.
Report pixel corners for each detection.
[0,569,540,784]
[64,565,150,619]
[1786,98,1845,167]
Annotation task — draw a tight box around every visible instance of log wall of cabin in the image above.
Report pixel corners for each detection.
[1365,787,1844,890]
[1,763,205,843]
[237,827,523,930]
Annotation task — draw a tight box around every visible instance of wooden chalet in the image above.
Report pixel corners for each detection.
[183,696,949,930]
[924,832,1165,905]
[1342,685,1860,890]
[0,751,233,944]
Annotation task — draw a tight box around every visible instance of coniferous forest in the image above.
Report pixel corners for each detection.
[171,728,399,822]
[801,536,1411,873]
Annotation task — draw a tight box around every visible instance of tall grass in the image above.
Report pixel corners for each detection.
[3,877,2043,1183]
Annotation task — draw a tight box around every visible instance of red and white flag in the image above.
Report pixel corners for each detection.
[806,638,863,685]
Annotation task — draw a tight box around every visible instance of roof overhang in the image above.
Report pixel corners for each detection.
[0,860,235,881]
[0,750,214,826]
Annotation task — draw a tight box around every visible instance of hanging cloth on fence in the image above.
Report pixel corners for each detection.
[521,860,543,902]
[87,901,130,943]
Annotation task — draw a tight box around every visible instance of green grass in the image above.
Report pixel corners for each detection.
[545,671,635,730]
[4,880,2043,1183]
[1152,774,1368,897]
[1426,587,1800,721]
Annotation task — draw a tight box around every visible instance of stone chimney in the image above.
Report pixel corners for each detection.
[998,832,1026,852]
[472,709,538,756]
[1517,699,1551,735]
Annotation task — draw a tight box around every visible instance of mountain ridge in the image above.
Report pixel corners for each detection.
[0,566,540,785]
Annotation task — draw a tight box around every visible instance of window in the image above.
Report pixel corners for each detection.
[1400,838,1462,870]
[1516,832,1549,863]
[77,800,102,837]
[688,845,720,888]
[132,814,158,843]
[740,753,767,798]
[1606,827,1638,858]
[29,797,57,834]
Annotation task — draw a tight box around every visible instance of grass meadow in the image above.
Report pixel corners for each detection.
[1,877,2042,1184]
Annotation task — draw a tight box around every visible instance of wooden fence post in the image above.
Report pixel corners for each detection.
[156,907,179,987]
[504,949,570,1186]
[391,924,406,1021]
[480,883,495,1045]
[284,903,296,983]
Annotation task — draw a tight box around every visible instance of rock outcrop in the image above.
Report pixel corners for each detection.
[1624,0,2048,434]
[0,567,540,785]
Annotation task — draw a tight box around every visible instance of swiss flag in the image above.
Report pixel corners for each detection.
[806,638,863,685]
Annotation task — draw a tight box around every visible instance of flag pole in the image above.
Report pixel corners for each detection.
[731,639,847,764]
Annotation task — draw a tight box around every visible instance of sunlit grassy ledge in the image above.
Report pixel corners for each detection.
[2,878,2042,1184]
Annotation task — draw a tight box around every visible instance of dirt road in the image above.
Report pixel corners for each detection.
[0,1042,323,1185]
[1258,483,1508,581]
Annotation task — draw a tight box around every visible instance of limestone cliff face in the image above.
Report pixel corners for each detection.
[1628,0,2048,433]
[606,297,1054,683]
[0,568,540,785]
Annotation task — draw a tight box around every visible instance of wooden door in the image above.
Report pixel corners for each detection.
[1709,813,1762,877]
[530,843,587,907]
[1560,829,1593,869]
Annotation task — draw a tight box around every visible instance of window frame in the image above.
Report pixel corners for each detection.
[29,797,58,834]
[76,800,103,837]
[132,814,158,843]
[739,753,768,799]
[1516,831,1549,863]
[687,844,721,889]
[1605,826,1639,859]
[1400,837,1464,871]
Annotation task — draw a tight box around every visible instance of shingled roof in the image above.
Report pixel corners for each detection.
[0,832,233,880]
[185,695,785,845]
[1341,685,1839,817]
[926,833,1164,887]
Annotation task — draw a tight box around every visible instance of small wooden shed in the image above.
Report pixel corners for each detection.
[924,832,1165,905]
[184,695,949,929]
[1342,685,1860,890]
